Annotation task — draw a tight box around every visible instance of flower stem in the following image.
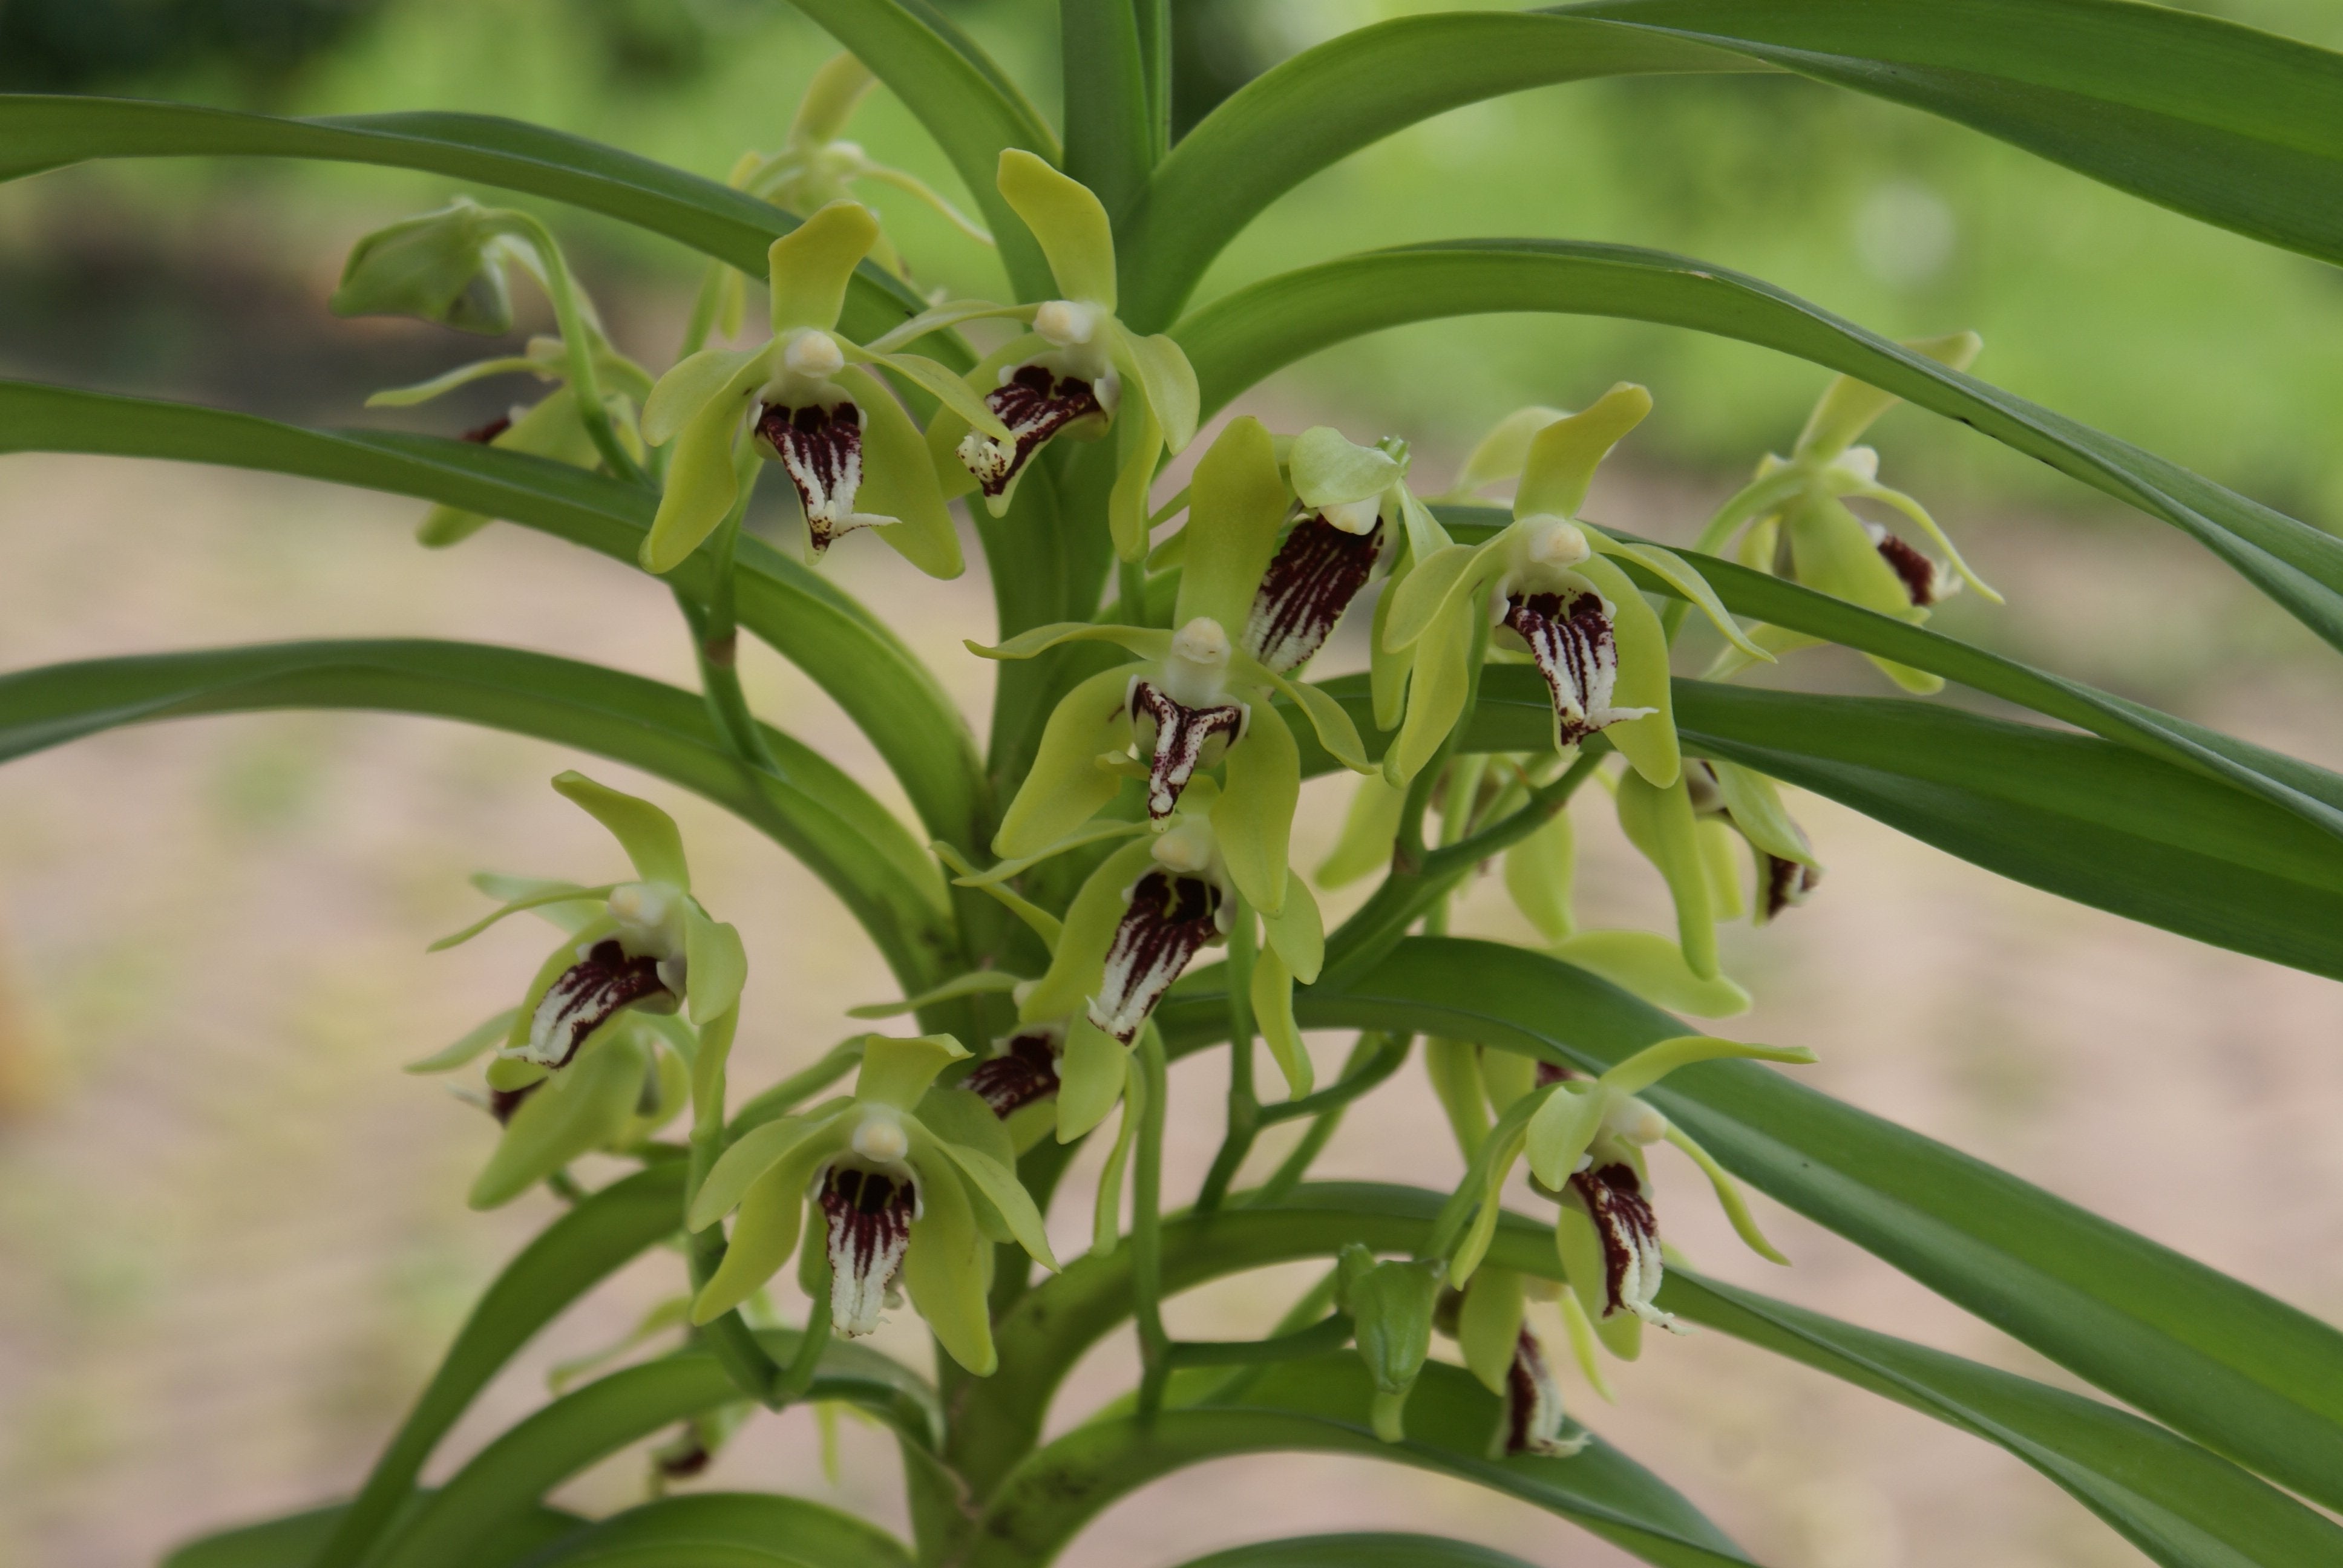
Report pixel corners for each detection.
[1194,900,1259,1214]
[493,210,649,486]
[1132,1025,1173,1418]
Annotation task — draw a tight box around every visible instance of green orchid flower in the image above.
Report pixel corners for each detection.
[741,53,992,275]
[333,197,648,488]
[684,1031,1057,1376]
[362,333,652,546]
[997,777,1325,1139]
[977,417,1371,916]
[1441,1267,1590,1459]
[638,199,1014,577]
[925,150,1199,550]
[1437,1036,1813,1364]
[1696,332,2000,694]
[410,869,697,1210]
[428,773,747,1120]
[1252,425,1446,681]
[1682,757,1823,925]
[1379,385,1767,789]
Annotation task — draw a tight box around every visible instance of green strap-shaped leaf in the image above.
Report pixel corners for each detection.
[508,1494,913,1568]
[372,1336,938,1568]
[1171,1537,1541,1568]
[1439,505,2343,848]
[1155,948,2343,1511]
[1173,241,2343,660]
[1281,668,2343,984]
[779,0,1060,301]
[1666,1270,2343,1568]
[969,1356,1751,1568]
[0,96,934,348]
[0,380,987,854]
[1121,0,2343,328]
[0,639,956,990]
[163,1499,585,1568]
[970,1184,2343,1565]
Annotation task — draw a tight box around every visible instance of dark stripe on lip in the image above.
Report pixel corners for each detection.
[1245,514,1382,673]
[957,364,1104,497]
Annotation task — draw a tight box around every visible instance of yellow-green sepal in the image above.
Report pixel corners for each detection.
[1458,1266,1527,1394]
[1383,593,1475,786]
[968,621,1170,664]
[1023,838,1159,1025]
[993,664,1144,858]
[1289,425,1401,509]
[1056,1014,1130,1142]
[1584,526,1768,662]
[1260,874,1323,984]
[468,1028,647,1209]
[1614,769,1715,981]
[643,346,765,447]
[1698,818,1746,921]
[1479,1047,1538,1118]
[1503,808,1576,942]
[922,333,1043,505]
[856,1031,971,1111]
[681,905,747,1024]
[1706,759,1815,868]
[995,149,1117,308]
[1172,417,1289,636]
[1249,942,1312,1099]
[1106,393,1165,562]
[1215,702,1300,914]
[767,200,877,333]
[1665,1124,1790,1265]
[836,364,965,578]
[1552,930,1751,1019]
[1318,772,1407,887]
[1794,330,1980,460]
[407,1008,521,1074]
[1367,558,1414,734]
[902,1153,997,1374]
[1113,324,1199,454]
[429,881,616,952]
[690,1111,849,1232]
[918,1119,1057,1270]
[690,1152,813,1324]
[1435,406,1565,501]
[418,385,602,547]
[853,344,1011,441]
[330,197,514,333]
[1512,384,1650,521]
[554,771,691,889]
[640,363,759,573]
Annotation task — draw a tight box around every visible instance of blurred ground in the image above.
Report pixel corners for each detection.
[4,414,2342,1566]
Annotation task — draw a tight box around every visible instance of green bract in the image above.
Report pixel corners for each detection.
[27,10,2343,1567]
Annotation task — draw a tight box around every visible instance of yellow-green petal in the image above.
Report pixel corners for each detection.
[1571,554,1678,788]
[1502,808,1576,944]
[855,1032,971,1112]
[1524,1081,1606,1189]
[922,1125,1057,1269]
[690,1112,845,1230]
[641,387,747,573]
[682,906,748,1024]
[837,364,963,578]
[643,345,764,447]
[1457,1266,1526,1394]
[1106,392,1165,563]
[1318,772,1407,888]
[1599,1034,1814,1097]
[469,1031,646,1210]
[1794,330,1980,461]
[1289,425,1400,509]
[1435,406,1566,501]
[1261,874,1323,984]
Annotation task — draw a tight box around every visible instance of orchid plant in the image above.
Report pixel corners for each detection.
[10,4,2343,1566]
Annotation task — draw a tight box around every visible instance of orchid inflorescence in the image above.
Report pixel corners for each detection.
[359,68,1994,1479]
[355,54,2014,1484]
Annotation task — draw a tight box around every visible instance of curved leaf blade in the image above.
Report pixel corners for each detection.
[1127,0,2343,328]
[0,379,988,854]
[511,1494,912,1568]
[163,1500,583,1568]
[0,97,932,345]
[1174,241,2343,658]
[310,1165,684,1568]
[971,1357,1752,1568]
[1152,944,2343,1510]
[0,639,956,989]
[1173,1537,1541,1568]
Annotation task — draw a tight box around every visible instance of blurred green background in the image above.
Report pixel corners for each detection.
[7,0,2343,520]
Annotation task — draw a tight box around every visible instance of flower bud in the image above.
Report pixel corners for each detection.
[1338,1243,1445,1442]
[330,198,515,335]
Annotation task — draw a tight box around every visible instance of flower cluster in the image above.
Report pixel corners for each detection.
[375,54,1995,1472]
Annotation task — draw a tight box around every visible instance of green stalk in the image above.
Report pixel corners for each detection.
[1194,898,1260,1213]
[493,209,648,486]
[1132,1025,1173,1417]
